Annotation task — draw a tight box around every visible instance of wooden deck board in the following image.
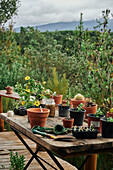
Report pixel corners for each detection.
[0,132,77,169]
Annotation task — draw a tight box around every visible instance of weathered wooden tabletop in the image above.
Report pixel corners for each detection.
[0,113,113,159]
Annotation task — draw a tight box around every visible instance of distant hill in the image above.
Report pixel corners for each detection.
[14,19,113,32]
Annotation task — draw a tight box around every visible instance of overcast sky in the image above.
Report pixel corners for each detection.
[13,0,113,27]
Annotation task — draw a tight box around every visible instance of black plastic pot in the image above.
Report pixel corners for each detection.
[58,104,70,117]
[14,106,27,116]
[101,117,113,138]
[70,108,85,126]
[14,108,19,115]
[72,127,98,139]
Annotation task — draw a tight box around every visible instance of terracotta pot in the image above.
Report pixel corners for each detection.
[83,104,97,118]
[53,94,63,105]
[71,99,86,108]
[63,118,74,128]
[107,111,113,118]
[6,86,12,94]
[87,114,104,133]
[27,108,50,128]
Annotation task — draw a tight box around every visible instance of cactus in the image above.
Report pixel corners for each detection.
[110,108,113,113]
[74,93,84,101]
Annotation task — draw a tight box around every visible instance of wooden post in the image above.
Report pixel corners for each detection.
[0,96,4,132]
[84,154,97,170]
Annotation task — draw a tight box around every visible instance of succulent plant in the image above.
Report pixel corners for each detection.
[74,93,84,101]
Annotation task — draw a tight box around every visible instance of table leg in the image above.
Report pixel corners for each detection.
[0,96,4,132]
[11,126,64,170]
[84,154,97,170]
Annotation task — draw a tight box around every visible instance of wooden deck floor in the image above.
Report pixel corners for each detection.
[0,132,77,169]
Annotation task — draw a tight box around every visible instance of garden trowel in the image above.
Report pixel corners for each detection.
[32,128,75,141]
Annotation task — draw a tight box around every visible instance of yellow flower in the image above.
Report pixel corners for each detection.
[34,100,40,107]
[25,76,30,80]
[21,91,23,93]
[22,101,25,105]
[43,81,46,84]
[26,86,28,89]
[67,48,69,51]
[25,89,30,92]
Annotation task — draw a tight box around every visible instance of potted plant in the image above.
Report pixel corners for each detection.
[87,108,104,133]
[27,107,50,128]
[58,89,71,117]
[14,76,46,109]
[107,108,113,118]
[83,98,97,118]
[101,117,113,138]
[58,102,71,117]
[6,86,12,94]
[72,126,98,139]
[46,67,69,105]
[70,103,86,126]
[71,93,86,108]
[63,117,74,128]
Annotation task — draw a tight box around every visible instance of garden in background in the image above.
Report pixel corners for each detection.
[0,9,113,170]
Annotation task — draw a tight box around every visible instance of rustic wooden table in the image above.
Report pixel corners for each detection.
[0,90,113,170]
[0,113,113,169]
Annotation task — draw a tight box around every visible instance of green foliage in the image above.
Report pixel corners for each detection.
[107,117,113,122]
[47,67,69,98]
[1,10,113,115]
[9,151,25,170]
[0,0,20,25]
[14,76,46,108]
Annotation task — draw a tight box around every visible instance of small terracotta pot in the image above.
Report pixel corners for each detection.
[6,86,12,94]
[83,104,97,118]
[53,94,63,105]
[71,99,86,108]
[27,108,50,128]
[107,112,113,118]
[63,118,74,128]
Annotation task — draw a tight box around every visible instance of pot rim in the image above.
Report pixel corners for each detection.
[100,117,113,122]
[69,108,86,112]
[87,114,104,119]
[27,108,50,113]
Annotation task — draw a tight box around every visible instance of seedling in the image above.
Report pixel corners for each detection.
[107,117,113,122]
[76,103,84,112]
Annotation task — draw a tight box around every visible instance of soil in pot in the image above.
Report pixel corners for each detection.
[83,102,97,118]
[70,108,85,126]
[58,104,70,117]
[87,114,104,133]
[27,108,50,128]
[101,117,113,138]
[63,118,74,128]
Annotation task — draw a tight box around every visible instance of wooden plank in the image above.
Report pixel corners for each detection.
[0,90,20,100]
[0,132,77,170]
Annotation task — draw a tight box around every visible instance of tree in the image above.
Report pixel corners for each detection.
[0,0,20,26]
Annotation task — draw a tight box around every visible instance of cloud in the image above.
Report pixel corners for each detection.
[13,0,113,27]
